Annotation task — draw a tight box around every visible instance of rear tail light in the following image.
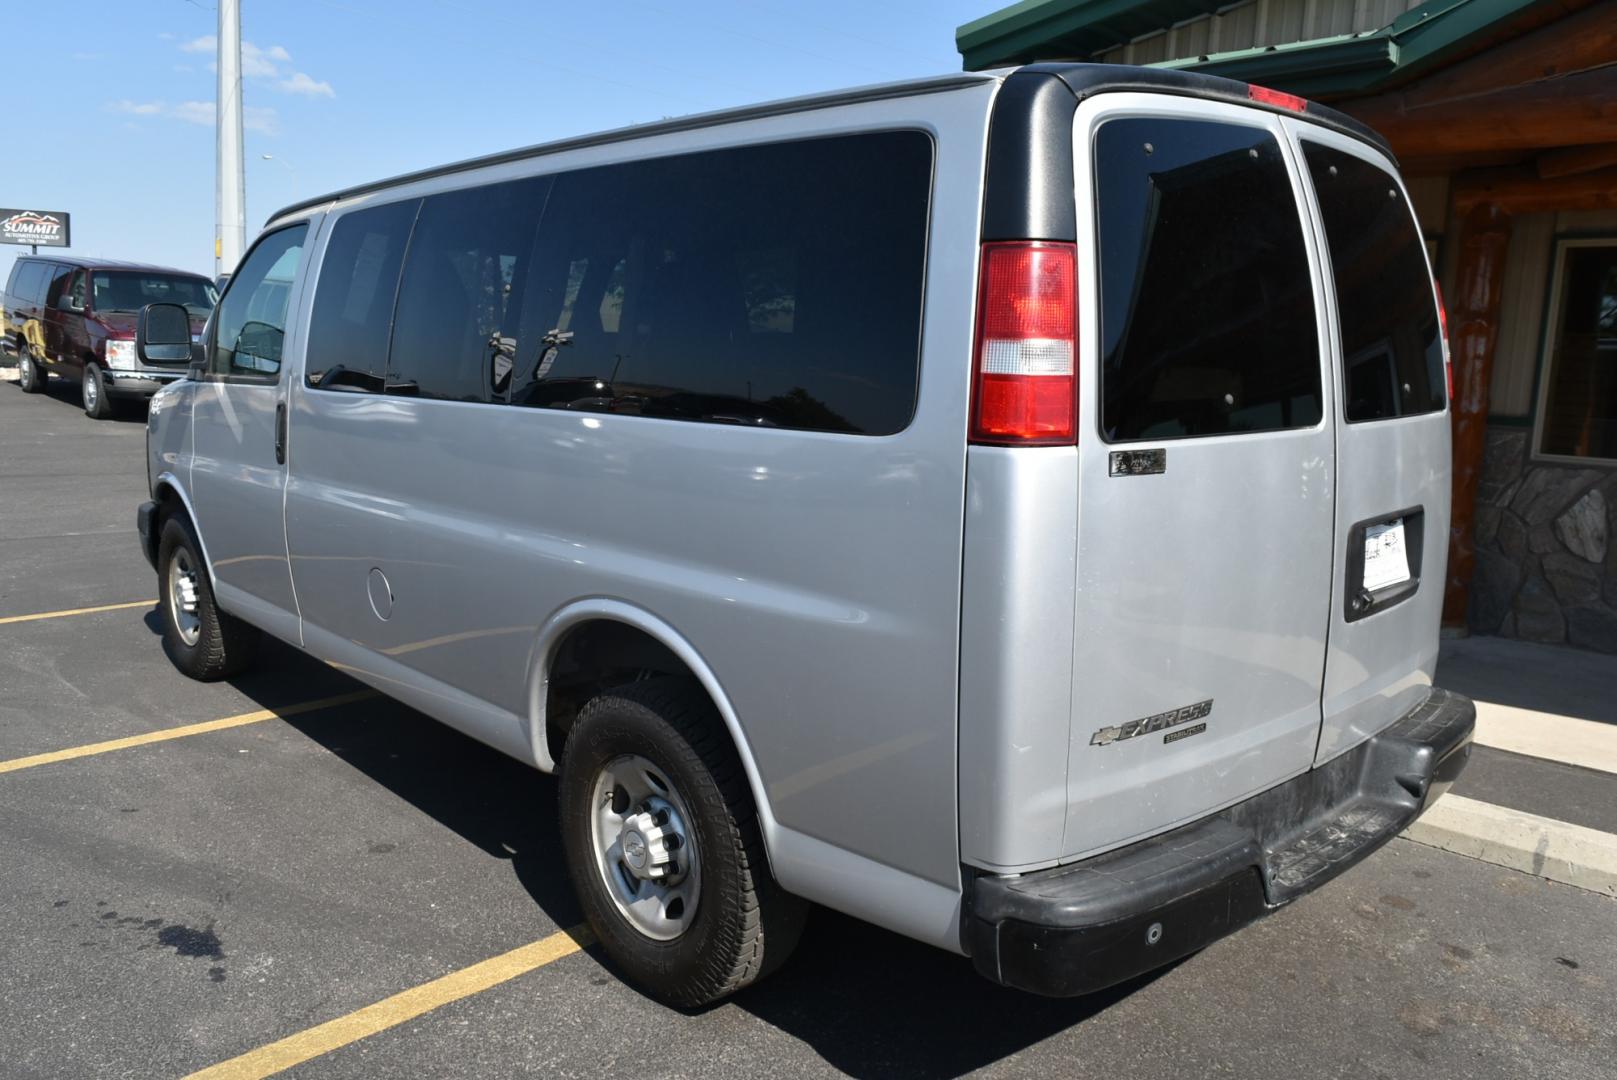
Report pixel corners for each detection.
[970,241,1077,445]
[1248,84,1307,113]
[1434,277,1454,402]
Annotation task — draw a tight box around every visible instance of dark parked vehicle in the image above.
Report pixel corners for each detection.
[3,256,215,418]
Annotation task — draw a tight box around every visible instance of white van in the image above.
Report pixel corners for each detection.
[136,63,1474,1005]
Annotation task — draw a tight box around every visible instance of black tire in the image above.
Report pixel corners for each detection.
[560,677,806,1007]
[82,362,113,419]
[16,343,43,393]
[156,513,260,681]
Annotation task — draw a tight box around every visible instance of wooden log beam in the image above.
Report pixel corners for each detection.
[1348,65,1617,155]
[1398,0,1617,106]
[1455,163,1617,212]
[1443,203,1513,630]
[1536,141,1617,178]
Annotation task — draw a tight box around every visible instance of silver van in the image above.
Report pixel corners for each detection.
[136,63,1474,1006]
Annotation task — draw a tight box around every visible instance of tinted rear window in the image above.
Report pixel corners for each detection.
[306,199,419,384]
[1303,142,1444,421]
[13,262,46,304]
[509,131,933,435]
[1094,117,1323,442]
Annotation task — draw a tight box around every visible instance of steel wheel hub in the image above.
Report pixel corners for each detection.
[167,547,202,647]
[588,754,700,941]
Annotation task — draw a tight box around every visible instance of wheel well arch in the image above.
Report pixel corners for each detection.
[526,600,780,846]
[149,474,216,581]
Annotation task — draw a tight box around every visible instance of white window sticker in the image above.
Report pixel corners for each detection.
[1362,519,1411,592]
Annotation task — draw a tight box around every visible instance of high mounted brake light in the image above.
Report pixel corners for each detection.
[1435,276,1454,402]
[1248,84,1306,113]
[969,241,1077,445]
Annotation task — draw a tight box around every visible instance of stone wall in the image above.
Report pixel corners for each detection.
[1469,426,1617,652]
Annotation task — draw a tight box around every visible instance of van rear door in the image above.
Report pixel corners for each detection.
[1285,121,1451,764]
[1061,95,1337,858]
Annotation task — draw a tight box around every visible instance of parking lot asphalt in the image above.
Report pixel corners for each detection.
[2,377,1614,1079]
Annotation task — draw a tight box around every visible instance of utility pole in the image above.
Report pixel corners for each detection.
[215,0,245,277]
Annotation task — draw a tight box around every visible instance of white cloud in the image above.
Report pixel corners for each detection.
[278,72,334,98]
[109,100,164,116]
[173,63,194,73]
[172,100,216,125]
[104,99,280,136]
[177,36,331,98]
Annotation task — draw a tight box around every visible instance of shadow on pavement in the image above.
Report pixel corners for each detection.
[729,912,1160,1079]
[1436,634,1617,725]
[175,634,1143,1074]
[36,374,151,423]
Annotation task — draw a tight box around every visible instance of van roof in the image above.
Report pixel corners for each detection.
[14,255,210,278]
[266,62,1390,226]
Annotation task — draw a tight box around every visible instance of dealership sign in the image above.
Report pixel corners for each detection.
[0,209,70,248]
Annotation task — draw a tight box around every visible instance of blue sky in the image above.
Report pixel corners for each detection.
[3,0,992,288]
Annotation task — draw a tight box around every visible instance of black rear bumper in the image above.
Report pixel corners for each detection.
[966,686,1474,997]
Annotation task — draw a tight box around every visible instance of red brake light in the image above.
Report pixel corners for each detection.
[1434,277,1454,401]
[970,241,1077,445]
[1248,84,1306,113]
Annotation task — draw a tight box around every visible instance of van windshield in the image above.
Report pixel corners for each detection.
[92,272,218,316]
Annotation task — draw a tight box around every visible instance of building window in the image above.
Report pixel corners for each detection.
[1535,239,1617,463]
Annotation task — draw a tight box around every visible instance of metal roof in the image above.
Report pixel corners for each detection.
[267,71,996,225]
[957,0,1549,96]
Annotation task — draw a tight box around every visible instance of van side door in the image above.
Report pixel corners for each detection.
[189,222,312,642]
[1284,120,1452,764]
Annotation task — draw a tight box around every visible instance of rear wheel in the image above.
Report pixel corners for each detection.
[157,513,260,680]
[82,362,113,419]
[560,678,806,1006]
[16,345,42,393]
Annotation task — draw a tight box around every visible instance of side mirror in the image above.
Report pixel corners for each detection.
[137,302,192,364]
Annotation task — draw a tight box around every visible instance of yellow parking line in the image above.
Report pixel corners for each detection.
[0,599,155,626]
[186,925,595,1080]
[0,690,379,775]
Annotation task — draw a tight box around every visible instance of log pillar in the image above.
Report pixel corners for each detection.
[1443,201,1513,629]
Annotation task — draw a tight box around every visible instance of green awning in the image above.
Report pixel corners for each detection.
[957,0,1551,98]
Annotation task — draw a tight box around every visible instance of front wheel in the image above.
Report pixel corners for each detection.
[560,678,806,1007]
[82,362,113,419]
[157,513,260,680]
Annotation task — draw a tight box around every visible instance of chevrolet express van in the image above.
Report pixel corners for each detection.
[136,63,1474,1006]
[3,256,214,417]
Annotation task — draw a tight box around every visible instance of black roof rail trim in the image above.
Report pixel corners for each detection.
[265,73,995,225]
[980,62,1393,244]
[1028,62,1392,157]
[982,70,1079,242]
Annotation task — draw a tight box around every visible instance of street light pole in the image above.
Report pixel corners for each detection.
[216,0,245,277]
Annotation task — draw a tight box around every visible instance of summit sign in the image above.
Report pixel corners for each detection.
[0,209,70,248]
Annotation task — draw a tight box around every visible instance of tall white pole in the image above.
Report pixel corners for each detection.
[216,0,245,277]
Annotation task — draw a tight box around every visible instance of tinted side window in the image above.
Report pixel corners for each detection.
[1303,143,1444,421]
[306,200,418,388]
[512,132,933,435]
[211,224,307,378]
[15,262,45,305]
[1095,118,1323,441]
[388,176,549,402]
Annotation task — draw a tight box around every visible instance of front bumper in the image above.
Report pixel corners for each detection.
[136,500,159,570]
[966,686,1474,997]
[105,369,186,397]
